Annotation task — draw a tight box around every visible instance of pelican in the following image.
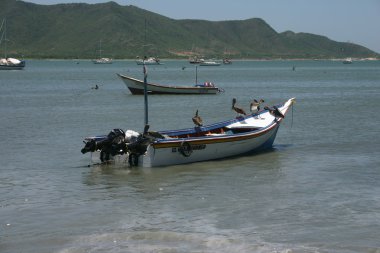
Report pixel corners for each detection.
[250,99,264,114]
[264,106,285,119]
[192,109,203,127]
[232,98,247,116]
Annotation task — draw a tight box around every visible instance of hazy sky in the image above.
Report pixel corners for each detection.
[24,0,380,53]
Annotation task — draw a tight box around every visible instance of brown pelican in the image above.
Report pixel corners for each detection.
[264,106,285,119]
[192,109,203,126]
[232,98,247,116]
[250,99,264,114]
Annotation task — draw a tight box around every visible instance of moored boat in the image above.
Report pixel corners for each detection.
[92,40,113,64]
[80,98,296,167]
[189,56,204,64]
[0,57,25,70]
[117,73,223,95]
[223,58,232,64]
[136,57,162,65]
[0,18,25,70]
[199,60,221,66]
[92,57,112,64]
[343,57,353,64]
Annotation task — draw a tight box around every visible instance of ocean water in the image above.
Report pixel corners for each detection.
[1,59,379,253]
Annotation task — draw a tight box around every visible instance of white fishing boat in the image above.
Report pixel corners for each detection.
[0,18,25,70]
[117,73,223,95]
[81,98,296,167]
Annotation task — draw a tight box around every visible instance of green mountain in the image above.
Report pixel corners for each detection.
[0,0,378,59]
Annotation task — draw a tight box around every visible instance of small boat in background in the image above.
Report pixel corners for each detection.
[92,57,112,64]
[199,60,221,66]
[136,56,162,65]
[117,74,223,94]
[92,40,113,64]
[223,58,232,64]
[343,57,353,64]
[0,57,25,70]
[189,56,204,64]
[0,18,25,70]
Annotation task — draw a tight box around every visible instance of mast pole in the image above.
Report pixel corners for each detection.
[143,57,148,126]
[195,66,198,85]
[143,19,149,128]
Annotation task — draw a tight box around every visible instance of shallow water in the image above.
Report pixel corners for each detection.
[1,59,380,253]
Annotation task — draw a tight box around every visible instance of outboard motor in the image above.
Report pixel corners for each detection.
[81,129,128,162]
[81,138,109,154]
[81,139,97,154]
[99,129,128,161]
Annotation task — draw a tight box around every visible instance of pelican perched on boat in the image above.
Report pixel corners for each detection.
[250,99,264,114]
[232,98,247,116]
[264,105,284,119]
[192,109,203,127]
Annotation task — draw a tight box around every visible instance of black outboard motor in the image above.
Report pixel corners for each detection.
[81,129,128,162]
[99,129,128,162]
[81,138,108,154]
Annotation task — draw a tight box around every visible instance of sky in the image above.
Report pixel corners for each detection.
[24,0,380,53]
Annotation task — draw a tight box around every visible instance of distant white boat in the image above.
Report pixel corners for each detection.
[199,60,221,66]
[92,40,112,64]
[92,57,112,64]
[136,57,162,65]
[0,18,25,70]
[343,57,353,64]
[0,57,25,70]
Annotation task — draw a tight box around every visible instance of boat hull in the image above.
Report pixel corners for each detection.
[0,59,25,70]
[199,62,221,66]
[140,124,280,167]
[117,74,221,95]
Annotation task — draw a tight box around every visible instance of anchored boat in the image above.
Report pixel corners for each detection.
[0,18,25,70]
[117,73,223,95]
[81,98,295,167]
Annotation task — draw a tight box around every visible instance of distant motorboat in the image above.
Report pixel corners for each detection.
[136,57,162,65]
[343,58,353,64]
[0,18,25,70]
